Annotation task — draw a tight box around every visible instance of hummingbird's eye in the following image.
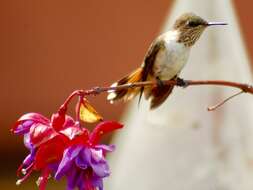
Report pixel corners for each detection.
[187,21,200,27]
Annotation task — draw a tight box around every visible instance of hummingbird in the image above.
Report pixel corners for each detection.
[107,13,227,109]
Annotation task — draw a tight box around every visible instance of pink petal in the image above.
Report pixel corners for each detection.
[30,124,57,147]
[12,113,50,134]
[59,125,83,140]
[17,113,49,124]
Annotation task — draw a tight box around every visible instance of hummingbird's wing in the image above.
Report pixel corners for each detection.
[142,39,166,81]
[140,38,176,109]
[138,38,166,104]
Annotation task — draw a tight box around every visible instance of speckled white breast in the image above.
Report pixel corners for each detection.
[153,31,190,80]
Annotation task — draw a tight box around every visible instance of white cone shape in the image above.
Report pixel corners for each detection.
[106,0,253,190]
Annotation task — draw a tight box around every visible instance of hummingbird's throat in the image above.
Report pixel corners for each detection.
[177,28,205,47]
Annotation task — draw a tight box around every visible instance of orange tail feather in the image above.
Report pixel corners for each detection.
[107,67,143,103]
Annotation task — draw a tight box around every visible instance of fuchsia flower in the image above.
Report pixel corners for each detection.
[55,144,114,190]
[12,112,69,189]
[55,121,122,190]
[12,96,123,190]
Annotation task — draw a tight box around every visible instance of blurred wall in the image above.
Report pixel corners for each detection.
[0,1,172,180]
[0,0,171,150]
[0,0,252,179]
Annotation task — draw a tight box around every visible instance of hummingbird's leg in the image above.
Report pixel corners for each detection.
[155,76,165,88]
[176,77,188,88]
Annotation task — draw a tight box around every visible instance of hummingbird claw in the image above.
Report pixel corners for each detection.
[156,77,165,88]
[176,77,188,88]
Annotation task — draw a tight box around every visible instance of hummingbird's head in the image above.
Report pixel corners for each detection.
[173,13,227,47]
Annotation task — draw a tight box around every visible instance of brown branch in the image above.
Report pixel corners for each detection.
[84,79,253,95]
[60,79,253,111]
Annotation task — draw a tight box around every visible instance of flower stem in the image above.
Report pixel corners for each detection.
[59,90,84,112]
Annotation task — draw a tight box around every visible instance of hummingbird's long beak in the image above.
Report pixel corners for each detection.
[207,22,228,26]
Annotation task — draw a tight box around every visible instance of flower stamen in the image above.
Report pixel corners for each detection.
[16,164,34,185]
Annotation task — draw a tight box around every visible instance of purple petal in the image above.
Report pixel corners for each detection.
[94,144,115,153]
[89,149,110,177]
[79,147,110,177]
[14,120,34,135]
[76,172,85,190]
[66,169,80,190]
[92,177,104,190]
[91,161,110,177]
[82,147,92,163]
[69,145,83,160]
[75,154,88,170]
[55,145,83,180]
[90,148,104,162]
[22,152,35,167]
[55,150,73,180]
[23,133,32,150]
[48,163,60,173]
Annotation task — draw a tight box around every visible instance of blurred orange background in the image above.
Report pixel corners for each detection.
[0,0,253,189]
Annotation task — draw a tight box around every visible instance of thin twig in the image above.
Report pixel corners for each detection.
[207,90,244,111]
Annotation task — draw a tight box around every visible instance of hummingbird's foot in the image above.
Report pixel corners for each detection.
[176,77,188,88]
[156,77,165,88]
